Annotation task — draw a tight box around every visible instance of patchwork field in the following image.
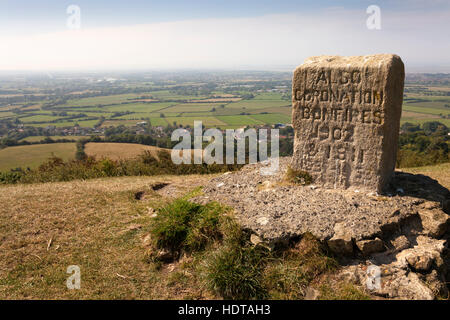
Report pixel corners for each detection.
[2,82,448,130]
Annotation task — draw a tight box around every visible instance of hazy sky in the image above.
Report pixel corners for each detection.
[1,0,449,72]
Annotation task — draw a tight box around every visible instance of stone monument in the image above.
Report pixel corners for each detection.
[291,54,405,192]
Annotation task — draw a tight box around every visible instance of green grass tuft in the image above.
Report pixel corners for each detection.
[264,233,338,299]
[203,243,269,300]
[150,199,224,253]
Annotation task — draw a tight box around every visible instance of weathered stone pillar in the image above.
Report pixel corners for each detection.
[291,54,404,192]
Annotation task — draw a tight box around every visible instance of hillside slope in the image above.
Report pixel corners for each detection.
[0,162,448,299]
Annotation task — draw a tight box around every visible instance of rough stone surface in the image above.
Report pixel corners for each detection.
[194,158,450,299]
[194,158,449,245]
[291,54,405,193]
[418,207,450,238]
[339,236,447,300]
[327,222,354,255]
[356,238,385,256]
[390,235,410,251]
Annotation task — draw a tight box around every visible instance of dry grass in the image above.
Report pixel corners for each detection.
[401,162,450,189]
[0,143,76,171]
[0,162,448,299]
[84,143,166,161]
[0,174,214,299]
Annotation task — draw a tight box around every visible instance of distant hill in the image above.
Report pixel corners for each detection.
[0,162,447,299]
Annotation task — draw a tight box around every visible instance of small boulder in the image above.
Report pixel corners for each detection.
[327,223,354,255]
[390,235,410,251]
[406,254,433,272]
[418,208,449,238]
[356,238,385,256]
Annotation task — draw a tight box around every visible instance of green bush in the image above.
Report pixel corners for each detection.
[0,170,23,184]
[150,199,223,252]
[204,244,268,300]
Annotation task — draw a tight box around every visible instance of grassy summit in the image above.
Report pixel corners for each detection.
[0,162,448,299]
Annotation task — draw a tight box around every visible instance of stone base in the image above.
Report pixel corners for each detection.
[194,157,450,299]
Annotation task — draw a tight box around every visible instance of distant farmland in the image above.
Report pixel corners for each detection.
[2,85,448,130]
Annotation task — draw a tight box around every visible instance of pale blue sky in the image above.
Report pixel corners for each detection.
[0,0,449,71]
[2,0,449,31]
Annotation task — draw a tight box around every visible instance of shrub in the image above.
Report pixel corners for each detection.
[203,244,268,300]
[0,170,23,184]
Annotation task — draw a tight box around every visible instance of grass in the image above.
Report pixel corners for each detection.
[216,115,263,126]
[149,199,224,253]
[84,142,163,161]
[0,142,164,172]
[60,93,152,107]
[164,116,226,127]
[250,113,292,124]
[0,143,76,171]
[0,175,213,299]
[401,162,450,189]
[104,102,175,113]
[226,99,289,110]
[2,87,449,130]
[203,241,269,299]
[163,103,224,113]
[20,115,63,123]
[318,283,370,300]
[0,172,366,300]
[3,161,447,300]
[149,118,168,126]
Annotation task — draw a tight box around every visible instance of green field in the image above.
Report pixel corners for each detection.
[0,143,76,171]
[1,81,449,131]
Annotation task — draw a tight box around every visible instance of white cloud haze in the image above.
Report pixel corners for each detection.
[1,8,449,71]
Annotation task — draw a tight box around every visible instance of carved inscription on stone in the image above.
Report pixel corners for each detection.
[291,54,405,192]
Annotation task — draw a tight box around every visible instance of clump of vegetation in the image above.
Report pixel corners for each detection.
[202,219,269,300]
[204,244,269,299]
[75,139,88,161]
[285,166,313,185]
[263,233,338,299]
[150,199,224,253]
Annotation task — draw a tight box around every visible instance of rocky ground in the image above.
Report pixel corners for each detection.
[194,157,450,299]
